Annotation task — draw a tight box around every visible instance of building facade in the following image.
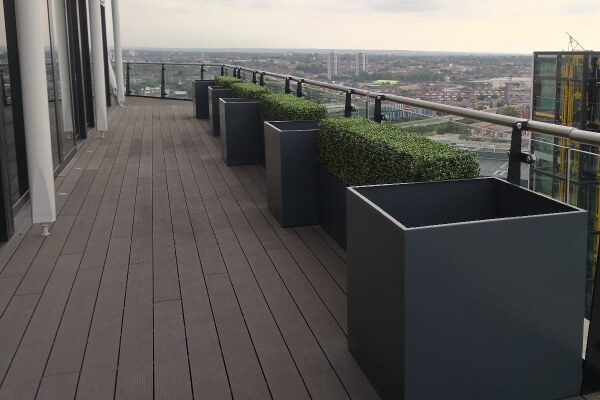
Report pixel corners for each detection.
[0,0,117,243]
[327,51,338,80]
[355,51,367,77]
[530,51,600,314]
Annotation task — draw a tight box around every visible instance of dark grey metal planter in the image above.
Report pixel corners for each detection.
[219,98,262,166]
[319,168,347,249]
[347,177,587,400]
[193,79,213,119]
[208,86,232,137]
[265,121,319,227]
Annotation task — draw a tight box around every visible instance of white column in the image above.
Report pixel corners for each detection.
[52,0,74,134]
[112,0,124,105]
[14,0,56,228]
[89,0,108,133]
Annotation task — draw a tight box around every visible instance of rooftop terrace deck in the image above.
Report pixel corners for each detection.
[0,97,378,400]
[0,97,593,400]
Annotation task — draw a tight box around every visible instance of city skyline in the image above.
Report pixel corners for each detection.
[105,0,600,54]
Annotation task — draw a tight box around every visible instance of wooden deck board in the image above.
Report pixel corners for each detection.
[36,373,79,400]
[114,263,153,400]
[75,238,130,400]
[154,300,193,400]
[0,254,81,400]
[0,98,382,400]
[206,272,272,400]
[44,268,103,376]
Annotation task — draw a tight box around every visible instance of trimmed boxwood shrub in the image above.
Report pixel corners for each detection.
[261,93,328,122]
[319,117,480,186]
[214,76,242,87]
[231,83,272,99]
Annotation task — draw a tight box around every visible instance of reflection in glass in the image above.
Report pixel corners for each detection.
[534,54,557,76]
[51,0,76,159]
[41,0,60,168]
[0,1,19,204]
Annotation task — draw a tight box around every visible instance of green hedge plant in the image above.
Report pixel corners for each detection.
[214,76,242,87]
[261,93,328,122]
[319,117,480,186]
[231,83,272,99]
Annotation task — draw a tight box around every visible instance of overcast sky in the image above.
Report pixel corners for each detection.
[105,0,599,54]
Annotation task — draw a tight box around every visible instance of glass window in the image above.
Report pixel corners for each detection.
[49,0,76,160]
[534,79,556,119]
[0,1,19,204]
[41,0,60,169]
[534,55,557,76]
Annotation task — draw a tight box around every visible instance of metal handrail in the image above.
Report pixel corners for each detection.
[123,61,600,147]
[222,64,599,147]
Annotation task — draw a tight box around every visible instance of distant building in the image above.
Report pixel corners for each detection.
[327,51,338,80]
[356,51,367,76]
[529,51,600,314]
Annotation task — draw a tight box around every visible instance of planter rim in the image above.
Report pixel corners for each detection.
[219,97,260,103]
[348,177,586,231]
[264,120,320,132]
[265,120,320,124]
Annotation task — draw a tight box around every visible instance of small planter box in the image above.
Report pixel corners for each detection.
[265,121,319,227]
[347,177,587,400]
[193,79,213,119]
[319,168,347,249]
[219,98,262,166]
[208,86,232,137]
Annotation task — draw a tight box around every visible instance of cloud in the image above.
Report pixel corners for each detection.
[115,0,600,53]
[367,0,445,12]
[561,1,599,14]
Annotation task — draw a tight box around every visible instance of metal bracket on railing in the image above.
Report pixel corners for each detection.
[252,71,257,84]
[345,89,354,118]
[374,95,384,123]
[297,79,303,98]
[125,62,131,96]
[285,77,291,94]
[160,63,166,99]
[259,73,265,87]
[506,121,529,185]
[200,64,205,80]
[221,65,225,76]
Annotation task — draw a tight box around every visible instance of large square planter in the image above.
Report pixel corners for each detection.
[319,168,347,249]
[208,86,232,137]
[219,98,262,166]
[193,79,213,119]
[265,120,319,227]
[347,177,587,400]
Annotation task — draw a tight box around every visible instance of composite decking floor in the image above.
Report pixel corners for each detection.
[0,97,594,400]
[0,97,379,400]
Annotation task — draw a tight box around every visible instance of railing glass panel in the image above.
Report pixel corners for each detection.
[128,63,162,97]
[164,64,203,100]
[303,84,345,117]
[263,76,285,94]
